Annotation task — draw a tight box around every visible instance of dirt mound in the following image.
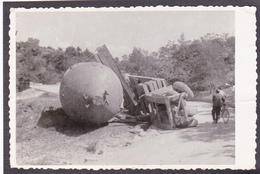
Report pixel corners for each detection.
[16,91,137,165]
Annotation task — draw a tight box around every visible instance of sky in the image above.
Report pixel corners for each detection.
[16,9,235,59]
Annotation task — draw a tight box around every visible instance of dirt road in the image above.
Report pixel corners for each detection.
[15,84,235,166]
[89,102,235,165]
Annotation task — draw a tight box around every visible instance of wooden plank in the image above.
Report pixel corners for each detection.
[161,79,167,87]
[155,79,162,88]
[148,81,156,91]
[96,45,138,106]
[151,86,178,96]
[97,46,121,75]
[128,75,164,82]
[154,103,160,123]
[145,93,178,104]
[165,98,175,128]
[94,54,102,64]
[137,83,151,114]
[137,83,149,95]
[168,95,180,102]
[179,94,188,118]
[96,47,112,68]
[145,93,167,104]
[145,81,154,92]
[151,80,159,90]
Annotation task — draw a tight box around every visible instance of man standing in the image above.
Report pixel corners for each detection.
[212,89,225,124]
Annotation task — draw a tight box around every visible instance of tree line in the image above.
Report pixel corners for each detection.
[16,38,96,85]
[118,33,234,91]
[16,33,235,92]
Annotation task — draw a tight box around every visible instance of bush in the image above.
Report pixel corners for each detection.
[16,39,96,87]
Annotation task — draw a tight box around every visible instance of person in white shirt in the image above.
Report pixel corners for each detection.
[218,87,227,100]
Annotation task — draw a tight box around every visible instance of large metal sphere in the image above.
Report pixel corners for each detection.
[59,62,123,126]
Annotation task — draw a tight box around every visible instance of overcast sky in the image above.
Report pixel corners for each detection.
[16,9,235,59]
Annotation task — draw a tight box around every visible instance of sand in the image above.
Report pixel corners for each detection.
[15,84,235,166]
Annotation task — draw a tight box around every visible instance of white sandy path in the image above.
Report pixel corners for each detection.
[30,83,60,94]
[91,131,234,165]
[16,83,60,100]
[19,84,235,165]
[87,102,235,165]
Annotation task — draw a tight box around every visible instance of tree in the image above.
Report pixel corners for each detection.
[16,38,41,79]
[65,46,77,57]
[197,33,235,91]
[82,48,96,61]
[16,33,235,91]
[76,46,82,56]
[158,40,177,60]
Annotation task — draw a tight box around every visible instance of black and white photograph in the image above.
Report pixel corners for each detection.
[8,6,256,169]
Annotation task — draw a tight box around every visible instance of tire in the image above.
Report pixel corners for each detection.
[172,81,194,98]
[222,109,229,124]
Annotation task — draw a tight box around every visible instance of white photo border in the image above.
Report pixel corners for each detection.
[9,6,257,170]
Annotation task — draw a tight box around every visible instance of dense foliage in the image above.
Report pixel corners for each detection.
[16,33,234,91]
[16,38,96,84]
[119,33,235,91]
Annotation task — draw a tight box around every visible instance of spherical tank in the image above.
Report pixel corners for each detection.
[59,62,123,126]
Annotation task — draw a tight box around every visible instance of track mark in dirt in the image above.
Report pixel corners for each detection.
[223,145,235,147]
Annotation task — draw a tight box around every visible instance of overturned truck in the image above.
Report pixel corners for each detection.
[59,45,198,130]
[125,75,198,129]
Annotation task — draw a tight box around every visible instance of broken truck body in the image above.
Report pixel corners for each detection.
[59,45,198,129]
[128,75,198,129]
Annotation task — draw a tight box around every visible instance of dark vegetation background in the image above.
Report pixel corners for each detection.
[16,33,235,93]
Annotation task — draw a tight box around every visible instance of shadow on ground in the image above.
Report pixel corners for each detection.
[37,107,108,136]
[179,120,235,143]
